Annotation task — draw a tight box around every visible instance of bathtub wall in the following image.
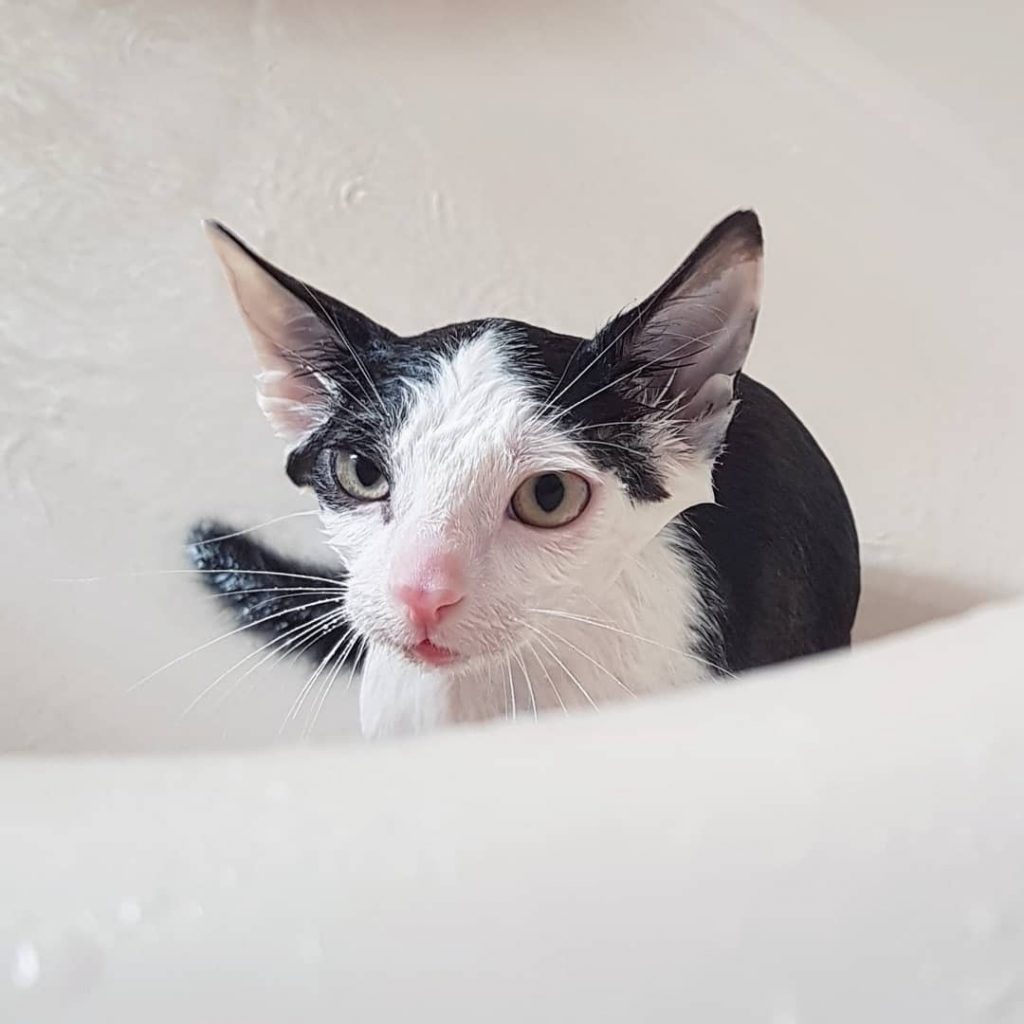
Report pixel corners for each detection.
[2,0,1022,751]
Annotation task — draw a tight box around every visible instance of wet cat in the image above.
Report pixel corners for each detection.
[189,211,859,737]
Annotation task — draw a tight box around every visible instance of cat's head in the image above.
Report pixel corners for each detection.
[205,212,762,673]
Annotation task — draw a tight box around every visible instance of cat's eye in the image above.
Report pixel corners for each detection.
[334,450,389,501]
[510,472,591,529]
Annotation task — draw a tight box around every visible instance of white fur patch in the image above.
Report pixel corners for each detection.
[319,327,718,737]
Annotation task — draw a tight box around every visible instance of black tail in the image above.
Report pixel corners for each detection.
[186,520,364,669]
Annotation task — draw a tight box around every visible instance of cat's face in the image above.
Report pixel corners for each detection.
[205,213,762,673]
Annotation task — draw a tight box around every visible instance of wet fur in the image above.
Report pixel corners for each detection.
[189,212,860,736]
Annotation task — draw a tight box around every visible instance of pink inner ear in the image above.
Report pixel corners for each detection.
[234,289,334,442]
[206,222,335,443]
[253,364,329,443]
[255,388,326,442]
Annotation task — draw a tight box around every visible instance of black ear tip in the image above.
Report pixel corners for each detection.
[720,209,763,249]
[202,218,249,250]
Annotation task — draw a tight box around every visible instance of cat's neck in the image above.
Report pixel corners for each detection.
[358,528,712,737]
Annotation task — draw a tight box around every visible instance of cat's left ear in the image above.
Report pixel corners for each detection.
[604,210,763,455]
[204,220,387,452]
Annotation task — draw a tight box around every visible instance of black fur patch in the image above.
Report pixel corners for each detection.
[186,520,364,670]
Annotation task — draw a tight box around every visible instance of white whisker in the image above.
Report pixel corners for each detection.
[182,609,345,717]
[200,585,345,603]
[524,639,567,715]
[59,567,346,589]
[522,623,598,710]
[127,595,345,693]
[186,510,319,547]
[299,283,387,415]
[529,607,729,677]
[213,611,345,725]
[512,648,538,721]
[281,627,356,735]
[530,621,637,699]
[505,656,517,721]
[304,630,363,737]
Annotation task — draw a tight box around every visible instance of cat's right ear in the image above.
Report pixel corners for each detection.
[203,220,383,450]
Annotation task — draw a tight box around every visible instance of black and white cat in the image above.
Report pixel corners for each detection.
[190,211,859,737]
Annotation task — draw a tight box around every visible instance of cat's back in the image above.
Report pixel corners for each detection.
[680,374,860,674]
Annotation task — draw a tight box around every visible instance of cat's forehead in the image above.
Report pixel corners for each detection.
[390,324,589,477]
[312,317,669,504]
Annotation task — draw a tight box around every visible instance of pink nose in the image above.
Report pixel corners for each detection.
[393,583,464,629]
[391,550,466,629]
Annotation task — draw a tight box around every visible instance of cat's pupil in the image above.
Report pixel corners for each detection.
[355,455,381,487]
[534,473,565,513]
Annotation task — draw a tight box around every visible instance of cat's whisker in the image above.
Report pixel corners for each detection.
[529,607,732,678]
[281,627,356,735]
[549,351,691,424]
[505,656,517,722]
[530,620,638,699]
[512,648,538,721]
[542,302,646,410]
[59,567,346,589]
[185,510,319,547]
[289,627,357,730]
[290,350,376,421]
[201,585,346,603]
[521,624,598,710]
[345,639,368,691]
[182,608,345,718]
[298,282,387,415]
[545,322,725,425]
[304,630,363,737]
[213,610,345,726]
[571,420,650,432]
[127,595,346,693]
[541,297,726,414]
[309,662,344,734]
[574,438,652,460]
[524,638,567,715]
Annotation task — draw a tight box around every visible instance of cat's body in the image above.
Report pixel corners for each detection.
[190,212,859,737]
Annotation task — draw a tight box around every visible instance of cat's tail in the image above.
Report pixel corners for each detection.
[185,520,364,669]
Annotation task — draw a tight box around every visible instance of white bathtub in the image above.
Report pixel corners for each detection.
[2,0,1022,1019]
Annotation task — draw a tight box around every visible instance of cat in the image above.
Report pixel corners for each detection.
[188,211,860,737]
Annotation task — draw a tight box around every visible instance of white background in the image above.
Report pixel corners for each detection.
[2,0,1022,752]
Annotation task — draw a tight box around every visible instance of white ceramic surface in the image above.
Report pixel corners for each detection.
[3,600,1023,1022]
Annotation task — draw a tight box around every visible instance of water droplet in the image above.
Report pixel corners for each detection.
[11,941,40,989]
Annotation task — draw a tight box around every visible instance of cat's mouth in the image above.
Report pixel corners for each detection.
[404,639,460,668]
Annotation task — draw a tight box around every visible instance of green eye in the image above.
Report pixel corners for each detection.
[511,472,590,528]
[335,451,389,501]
